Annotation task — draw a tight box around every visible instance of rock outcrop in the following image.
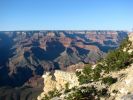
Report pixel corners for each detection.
[109,64,133,100]
[37,70,79,100]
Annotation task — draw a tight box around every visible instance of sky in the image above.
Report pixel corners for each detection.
[0,0,133,31]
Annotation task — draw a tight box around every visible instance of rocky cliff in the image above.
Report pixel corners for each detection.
[0,30,127,87]
[37,32,133,100]
[0,30,128,100]
[37,70,79,100]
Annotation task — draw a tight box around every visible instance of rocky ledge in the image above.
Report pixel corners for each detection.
[37,70,79,100]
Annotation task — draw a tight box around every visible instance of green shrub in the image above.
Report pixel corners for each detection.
[42,88,61,100]
[119,37,132,50]
[76,64,103,84]
[101,38,133,73]
[78,74,92,84]
[64,83,71,93]
[104,48,132,72]
[82,64,93,75]
[102,77,117,85]
[65,86,97,100]
[76,65,93,84]
[98,88,108,97]
[75,71,81,77]
[65,86,108,100]
[92,64,103,81]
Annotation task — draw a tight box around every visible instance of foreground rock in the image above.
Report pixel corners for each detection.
[37,70,79,100]
[109,64,133,100]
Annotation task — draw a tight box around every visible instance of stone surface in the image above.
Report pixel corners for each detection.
[108,64,133,100]
[37,70,79,100]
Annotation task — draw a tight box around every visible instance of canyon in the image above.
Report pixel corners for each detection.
[0,30,128,99]
[38,32,133,100]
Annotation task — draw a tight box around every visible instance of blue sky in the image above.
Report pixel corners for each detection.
[0,0,133,31]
